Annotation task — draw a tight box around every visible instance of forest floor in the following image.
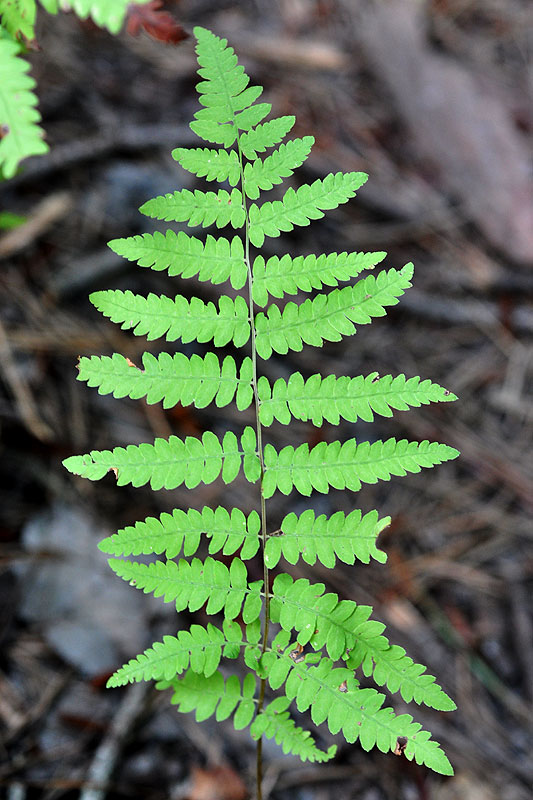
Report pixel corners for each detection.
[0,2,532,799]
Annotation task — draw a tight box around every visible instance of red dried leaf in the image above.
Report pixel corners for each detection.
[125,1,189,45]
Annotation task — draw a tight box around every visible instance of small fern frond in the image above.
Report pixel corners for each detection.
[109,556,263,623]
[62,427,261,489]
[139,187,246,229]
[190,26,270,146]
[242,137,315,200]
[255,265,413,359]
[262,437,459,497]
[258,648,453,775]
[248,172,368,247]
[264,509,389,569]
[107,619,244,686]
[252,250,386,306]
[250,696,336,763]
[77,352,254,411]
[0,38,48,178]
[108,232,247,290]
[89,290,250,348]
[172,146,241,185]
[98,506,261,560]
[163,669,257,728]
[257,371,456,426]
[345,636,456,712]
[239,116,296,159]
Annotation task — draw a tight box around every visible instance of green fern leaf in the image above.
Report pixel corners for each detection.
[263,437,459,498]
[345,636,456,712]
[139,187,246,229]
[77,352,254,411]
[239,116,296,160]
[0,38,48,178]
[109,556,263,623]
[89,290,250,348]
[1,0,36,40]
[164,669,257,728]
[265,509,389,569]
[108,620,244,686]
[255,264,413,359]
[257,370,456,426]
[252,250,386,306]
[38,0,58,12]
[250,696,336,762]
[98,506,261,560]
[248,172,368,247]
[259,650,453,775]
[108,232,247,290]
[243,137,314,200]
[62,427,260,490]
[172,146,241,185]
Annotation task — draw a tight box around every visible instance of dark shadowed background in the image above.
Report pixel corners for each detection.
[0,1,532,799]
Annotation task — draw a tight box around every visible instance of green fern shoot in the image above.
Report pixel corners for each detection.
[63,26,459,792]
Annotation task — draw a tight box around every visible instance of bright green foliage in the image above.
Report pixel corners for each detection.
[89,289,250,347]
[108,620,244,685]
[140,187,246,229]
[252,250,386,306]
[109,556,263,622]
[258,371,457,426]
[78,352,254,410]
[264,509,389,568]
[0,0,152,178]
[108,232,248,289]
[63,26,458,778]
[248,172,368,247]
[257,647,453,774]
[250,697,337,762]
[63,427,261,489]
[254,264,414,358]
[0,37,48,178]
[1,0,36,40]
[262,438,458,497]
[98,506,260,560]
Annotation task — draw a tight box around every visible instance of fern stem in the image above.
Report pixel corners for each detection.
[236,133,269,800]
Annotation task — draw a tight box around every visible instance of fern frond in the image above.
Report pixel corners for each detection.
[345,636,456,712]
[263,437,459,498]
[164,669,257,728]
[248,172,368,247]
[255,265,413,359]
[190,26,270,146]
[89,290,250,348]
[108,232,247,290]
[257,371,457,426]
[62,427,260,490]
[98,506,261,560]
[108,620,244,686]
[265,509,389,569]
[108,556,263,623]
[252,250,386,306]
[1,0,36,40]
[139,187,246,229]
[250,697,336,763]
[0,38,48,178]
[172,146,241,185]
[258,648,453,775]
[77,352,254,411]
[242,137,314,200]
[239,116,296,160]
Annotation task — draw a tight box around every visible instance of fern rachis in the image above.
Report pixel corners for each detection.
[63,26,459,794]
